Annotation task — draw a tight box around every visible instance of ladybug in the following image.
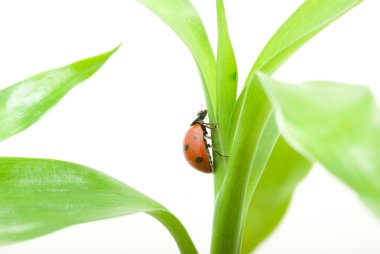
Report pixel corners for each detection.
[183,109,216,173]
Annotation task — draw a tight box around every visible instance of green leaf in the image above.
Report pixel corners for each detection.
[215,0,237,144]
[212,75,309,254]
[0,46,119,142]
[230,1,364,251]
[257,72,380,218]
[212,76,275,254]
[213,0,238,191]
[241,137,311,254]
[136,0,216,116]
[0,157,197,253]
[251,0,363,75]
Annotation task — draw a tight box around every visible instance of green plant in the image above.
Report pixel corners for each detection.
[0,0,379,254]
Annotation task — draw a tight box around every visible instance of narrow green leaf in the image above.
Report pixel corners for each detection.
[251,0,363,75]
[136,0,216,115]
[0,158,196,253]
[0,46,119,142]
[241,137,311,254]
[257,72,380,217]
[213,0,238,191]
[135,0,230,200]
[215,0,237,143]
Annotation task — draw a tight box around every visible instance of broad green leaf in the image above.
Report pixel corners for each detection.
[241,137,311,254]
[212,76,275,254]
[0,46,119,142]
[251,0,363,75]
[257,72,380,217]
[0,157,196,253]
[213,0,238,191]
[136,0,216,117]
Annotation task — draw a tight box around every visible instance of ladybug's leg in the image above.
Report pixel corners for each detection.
[207,144,230,157]
[203,123,217,130]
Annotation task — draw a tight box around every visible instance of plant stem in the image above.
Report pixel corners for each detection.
[211,179,248,253]
[210,77,275,253]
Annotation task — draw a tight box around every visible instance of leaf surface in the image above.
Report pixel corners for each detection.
[0,158,196,253]
[0,46,118,141]
[257,72,380,217]
[241,137,311,253]
[214,0,238,191]
[238,0,363,250]
[212,76,275,254]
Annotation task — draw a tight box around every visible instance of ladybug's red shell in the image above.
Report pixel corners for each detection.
[183,124,212,173]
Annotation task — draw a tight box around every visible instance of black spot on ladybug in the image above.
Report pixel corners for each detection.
[193,135,199,140]
[195,157,203,163]
[184,144,189,151]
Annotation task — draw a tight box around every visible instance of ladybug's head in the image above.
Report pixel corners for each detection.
[191,109,208,126]
[197,109,208,121]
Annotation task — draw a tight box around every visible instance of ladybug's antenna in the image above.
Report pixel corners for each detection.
[191,105,208,126]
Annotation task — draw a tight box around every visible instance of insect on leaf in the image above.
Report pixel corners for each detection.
[0,157,197,254]
[0,46,119,142]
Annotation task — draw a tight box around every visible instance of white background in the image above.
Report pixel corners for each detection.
[0,0,379,253]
